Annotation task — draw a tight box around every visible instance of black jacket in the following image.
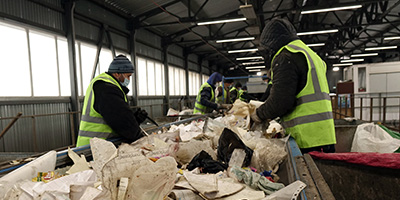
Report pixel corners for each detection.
[256,49,308,120]
[200,86,219,110]
[259,83,271,102]
[256,18,308,120]
[230,89,238,103]
[92,72,143,142]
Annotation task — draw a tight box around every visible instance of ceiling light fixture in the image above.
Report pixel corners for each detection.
[297,29,338,36]
[197,17,246,25]
[333,63,352,66]
[301,5,362,15]
[242,61,264,65]
[249,69,261,72]
[236,56,263,60]
[365,46,397,51]
[216,37,255,43]
[384,36,400,40]
[333,67,340,71]
[245,66,265,69]
[228,48,258,53]
[306,43,325,47]
[351,53,378,57]
[341,59,364,63]
[257,72,262,75]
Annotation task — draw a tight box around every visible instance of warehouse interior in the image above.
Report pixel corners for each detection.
[1,0,400,199]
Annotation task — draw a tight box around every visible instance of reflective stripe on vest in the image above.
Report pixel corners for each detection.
[77,73,127,146]
[271,40,335,148]
[238,89,246,101]
[193,82,215,114]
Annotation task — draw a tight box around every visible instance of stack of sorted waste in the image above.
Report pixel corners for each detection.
[0,100,306,200]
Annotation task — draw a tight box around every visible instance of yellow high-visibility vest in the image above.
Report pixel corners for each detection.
[271,40,336,148]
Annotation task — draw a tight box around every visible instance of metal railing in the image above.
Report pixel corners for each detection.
[0,111,80,152]
[0,98,198,152]
[331,94,400,131]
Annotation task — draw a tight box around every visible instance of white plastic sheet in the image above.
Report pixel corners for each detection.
[351,123,400,153]
[250,138,287,172]
[0,150,57,198]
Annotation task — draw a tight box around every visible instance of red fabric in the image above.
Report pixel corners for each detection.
[308,151,400,169]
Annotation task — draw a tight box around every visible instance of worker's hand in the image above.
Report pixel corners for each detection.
[250,110,262,123]
[134,108,148,124]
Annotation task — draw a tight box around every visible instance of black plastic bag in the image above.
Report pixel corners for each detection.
[217,128,253,167]
[187,150,228,173]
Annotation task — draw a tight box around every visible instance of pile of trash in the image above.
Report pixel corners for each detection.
[0,100,306,200]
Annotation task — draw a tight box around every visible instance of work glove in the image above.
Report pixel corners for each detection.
[134,108,148,124]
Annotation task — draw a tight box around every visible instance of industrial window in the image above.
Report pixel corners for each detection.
[0,22,71,97]
[98,49,114,75]
[168,66,186,96]
[30,31,59,96]
[189,71,200,95]
[137,57,165,96]
[0,22,31,96]
[57,39,71,96]
[78,43,97,96]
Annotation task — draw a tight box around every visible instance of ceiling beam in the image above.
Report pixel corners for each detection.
[134,0,181,22]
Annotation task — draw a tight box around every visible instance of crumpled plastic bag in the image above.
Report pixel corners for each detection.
[249,100,264,108]
[351,123,400,153]
[183,171,244,199]
[217,128,253,167]
[250,138,287,172]
[167,108,180,116]
[179,121,205,142]
[128,156,178,200]
[203,118,226,149]
[187,150,227,173]
[224,99,256,129]
[0,151,57,198]
[229,166,285,195]
[100,143,153,199]
[266,120,284,138]
[174,139,216,165]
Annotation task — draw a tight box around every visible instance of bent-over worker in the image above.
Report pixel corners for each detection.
[76,55,148,147]
[251,18,336,154]
[194,72,231,114]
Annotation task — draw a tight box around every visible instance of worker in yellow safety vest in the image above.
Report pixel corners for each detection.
[76,55,148,147]
[229,82,242,103]
[216,79,234,104]
[194,72,232,114]
[251,18,336,154]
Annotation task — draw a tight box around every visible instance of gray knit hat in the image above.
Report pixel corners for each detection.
[108,55,134,73]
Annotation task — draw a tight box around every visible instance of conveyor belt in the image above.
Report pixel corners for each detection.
[0,115,208,176]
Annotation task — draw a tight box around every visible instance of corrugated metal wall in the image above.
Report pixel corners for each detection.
[168,44,184,67]
[0,0,64,33]
[137,98,165,119]
[136,29,162,49]
[0,103,71,152]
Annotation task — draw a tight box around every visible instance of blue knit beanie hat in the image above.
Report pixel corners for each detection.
[108,55,134,73]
